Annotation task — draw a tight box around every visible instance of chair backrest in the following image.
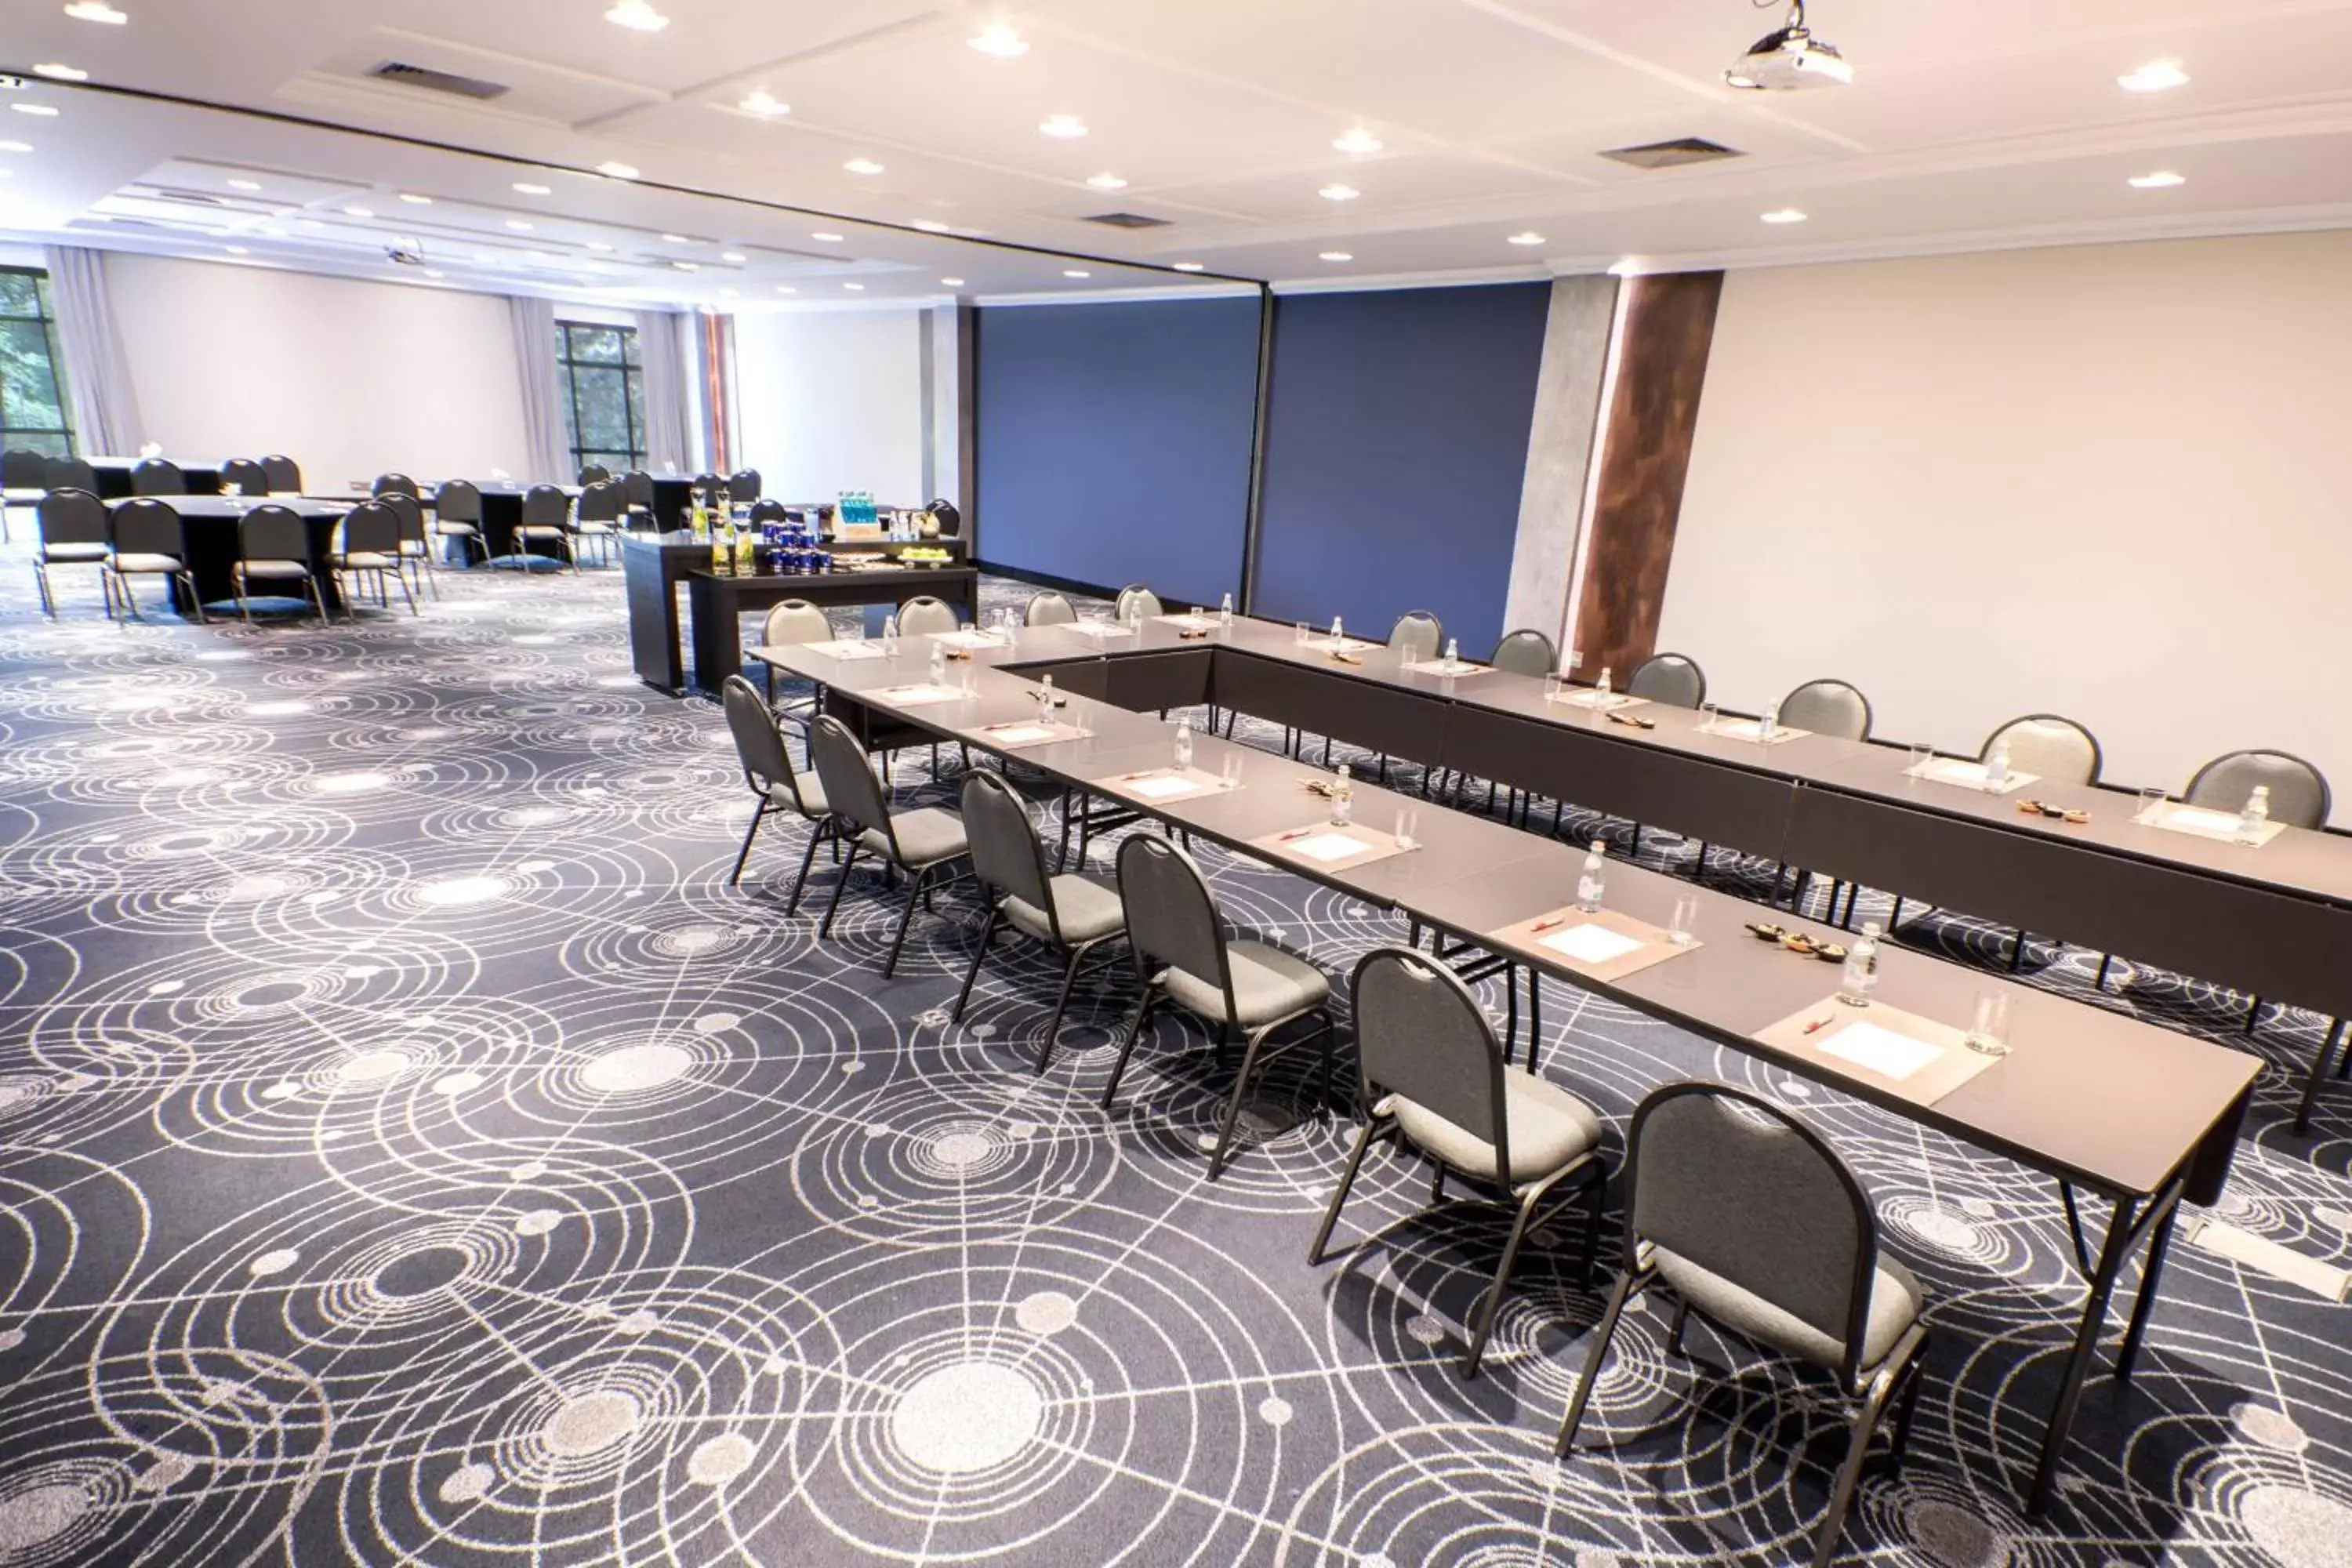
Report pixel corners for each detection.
[260,454,302,493]
[1628,652,1707,710]
[1351,947,1511,1176]
[747,498,789,524]
[340,499,401,555]
[577,479,624,524]
[1114,835,1233,1011]
[1780,678,1872,741]
[1388,611,1443,662]
[1489,628,1556,677]
[132,458,187,496]
[45,456,96,492]
[1025,590,1076,626]
[1624,1082,1881,1381]
[962,771,1058,933]
[898,595,957,636]
[721,675,813,812]
[434,478,483,524]
[760,599,833,649]
[2186,749,2332,829]
[1114,584,1162,621]
[111,497,185,556]
[1981,713,2100,786]
[620,470,655,510]
[239,505,312,564]
[576,463,612,486]
[375,491,427,546]
[728,469,762,503]
[217,457,268,495]
[2,448,49,488]
[808,715,898,851]
[372,472,419,498]
[521,484,571,526]
[37,487,107,548]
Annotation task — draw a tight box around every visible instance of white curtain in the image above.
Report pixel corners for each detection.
[633,309,692,476]
[508,294,569,482]
[43,245,145,456]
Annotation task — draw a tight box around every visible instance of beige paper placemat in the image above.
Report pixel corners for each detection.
[1156,612,1221,631]
[1250,822,1414,873]
[1554,689,1646,711]
[1907,757,2039,795]
[1402,657,1490,678]
[1752,997,2005,1107]
[964,719,1092,750]
[1701,718,1811,745]
[1066,621,1137,641]
[930,629,1009,652]
[1486,906,1699,982]
[2140,802,2288,847]
[872,682,970,707]
[1302,635,1377,654]
[1095,764,1236,803]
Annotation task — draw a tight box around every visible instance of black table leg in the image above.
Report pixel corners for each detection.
[2026,1182,2175,1515]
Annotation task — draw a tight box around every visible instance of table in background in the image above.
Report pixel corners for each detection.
[111,494,350,612]
[619,534,709,693]
[85,458,224,500]
[685,564,981,695]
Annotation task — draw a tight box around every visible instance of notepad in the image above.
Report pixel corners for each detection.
[1558,689,1642,710]
[1131,772,1202,800]
[1908,757,2039,794]
[1157,613,1218,630]
[931,630,1004,651]
[1818,1020,1944,1082]
[1704,719,1809,745]
[1068,622,1136,640]
[1288,832,1367,864]
[984,724,1056,746]
[1539,923,1646,964]
[1403,658,1488,678]
[874,683,965,706]
[810,640,886,661]
[2143,803,2288,846]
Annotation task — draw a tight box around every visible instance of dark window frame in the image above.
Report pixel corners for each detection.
[554,319,645,475]
[0,267,75,457]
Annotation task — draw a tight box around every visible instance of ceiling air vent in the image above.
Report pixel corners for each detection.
[1598,136,1744,171]
[1083,212,1170,229]
[367,60,511,101]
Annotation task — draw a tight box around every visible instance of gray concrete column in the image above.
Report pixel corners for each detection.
[1503,274,1619,651]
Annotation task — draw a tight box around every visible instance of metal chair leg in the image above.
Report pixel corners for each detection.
[728,800,769,886]
[1205,1025,1277,1180]
[953,906,1000,1022]
[1555,1267,1642,1456]
[1809,1349,1911,1568]
[1465,1185,1546,1378]
[785,818,827,916]
[818,841,862,938]
[880,864,927,976]
[1100,993,1156,1108]
[2293,1016,2346,1134]
[1036,945,1087,1073]
[1306,1117,1382,1265]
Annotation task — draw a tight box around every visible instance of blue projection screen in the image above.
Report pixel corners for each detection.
[975,296,1261,608]
[1254,282,1549,654]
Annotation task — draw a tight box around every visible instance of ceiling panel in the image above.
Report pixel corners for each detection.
[1140,152,1573,227]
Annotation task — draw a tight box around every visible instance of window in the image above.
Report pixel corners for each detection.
[554,320,647,476]
[0,268,74,458]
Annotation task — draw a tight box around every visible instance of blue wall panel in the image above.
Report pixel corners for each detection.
[975,296,1261,608]
[1254,283,1548,654]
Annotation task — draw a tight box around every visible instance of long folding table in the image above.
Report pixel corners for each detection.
[751,619,2260,1515]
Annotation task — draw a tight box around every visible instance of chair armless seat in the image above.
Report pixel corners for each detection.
[103,498,205,622]
[721,676,835,913]
[808,714,970,975]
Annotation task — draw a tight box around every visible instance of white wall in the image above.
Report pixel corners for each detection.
[1661,230,2352,822]
[732,308,925,503]
[104,254,531,488]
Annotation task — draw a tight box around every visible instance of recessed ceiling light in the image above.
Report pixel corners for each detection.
[585,240,614,252]
[341,205,373,218]
[1319,251,1353,262]
[1039,114,1088,139]
[672,260,699,271]
[398,192,433,205]
[1333,129,1383,154]
[968,24,1029,58]
[223,245,248,255]
[604,0,668,32]
[1761,207,1808,223]
[225,177,260,191]
[512,181,551,195]
[844,158,886,175]
[1171,262,1205,272]
[661,232,690,243]
[720,251,746,263]
[811,231,844,242]
[739,89,789,117]
[2128,169,2186,189]
[10,104,61,118]
[775,285,796,294]
[941,276,964,286]
[844,282,866,291]
[0,142,34,154]
[597,162,640,180]
[2118,60,2190,93]
[1506,231,1545,246]
[1318,183,1360,202]
[1063,269,1091,278]
[506,220,534,231]
[524,250,554,262]
[64,1,128,22]
[33,64,89,82]
[913,219,952,233]
[1086,172,1128,191]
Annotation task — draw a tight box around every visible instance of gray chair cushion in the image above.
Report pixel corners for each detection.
[238,560,313,580]
[1005,873,1123,945]
[42,543,109,562]
[335,550,397,569]
[111,553,184,573]
[858,805,967,868]
[1385,1069,1602,1186]
[767,771,826,818]
[434,521,480,535]
[1162,939,1327,1028]
[1651,1244,1922,1370]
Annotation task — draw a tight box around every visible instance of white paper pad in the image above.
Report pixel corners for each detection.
[1131,773,1203,800]
[1305,637,1374,654]
[1403,658,1487,678]
[1704,719,1809,744]
[1157,613,1218,630]
[1819,1020,1944,1082]
[1910,757,2040,793]
[1287,832,1367,864]
[1068,622,1136,641]
[984,724,1057,745]
[2167,805,2243,833]
[1559,689,1641,710]
[1539,923,1646,964]
[809,640,887,662]
[873,683,966,706]
[931,630,1004,651]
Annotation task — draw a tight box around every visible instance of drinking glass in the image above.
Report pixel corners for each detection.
[2136,786,2167,826]
[1698,701,1719,734]
[1394,809,1419,851]
[1294,621,1310,644]
[1668,894,1700,946]
[1964,992,2013,1056]
[1542,671,1563,703]
[1221,753,1243,790]
[1910,742,1934,778]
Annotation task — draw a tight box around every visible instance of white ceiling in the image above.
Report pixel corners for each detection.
[3,0,2351,306]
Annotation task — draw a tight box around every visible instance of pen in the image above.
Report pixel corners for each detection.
[1277,828,1316,842]
[1802,1016,1835,1036]
[1530,915,1568,934]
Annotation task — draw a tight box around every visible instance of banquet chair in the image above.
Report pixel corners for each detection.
[31,486,110,619]
[231,505,330,624]
[131,457,187,496]
[432,478,487,567]
[260,454,303,494]
[808,716,971,977]
[328,499,416,615]
[104,498,204,621]
[513,484,575,571]
[721,676,833,914]
[216,457,269,496]
[1025,591,1076,627]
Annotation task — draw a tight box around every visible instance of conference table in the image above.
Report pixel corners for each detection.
[684,563,982,695]
[82,456,225,499]
[110,492,352,612]
[753,612,2262,1515]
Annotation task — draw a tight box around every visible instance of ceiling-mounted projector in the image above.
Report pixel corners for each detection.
[1725,1,1853,90]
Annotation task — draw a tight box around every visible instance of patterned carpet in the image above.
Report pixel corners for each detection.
[1,543,2348,1567]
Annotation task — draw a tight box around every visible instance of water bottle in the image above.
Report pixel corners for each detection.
[1594,666,1613,707]
[1219,592,1234,627]
[1174,717,1194,771]
[2238,785,2270,844]
[1759,703,1780,741]
[1443,637,1460,672]
[880,613,900,655]
[1984,739,2011,792]
[927,644,946,686]
[1839,921,1882,1007]
[1330,764,1353,826]
[1036,672,1055,723]
[1577,839,1606,913]
[1330,615,1344,644]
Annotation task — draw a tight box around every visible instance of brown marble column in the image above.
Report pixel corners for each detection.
[1569,270,1722,679]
